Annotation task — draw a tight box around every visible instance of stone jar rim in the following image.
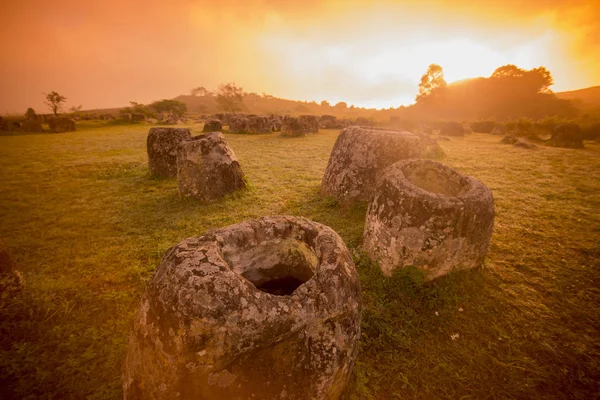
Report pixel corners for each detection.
[381,159,487,203]
[209,216,348,300]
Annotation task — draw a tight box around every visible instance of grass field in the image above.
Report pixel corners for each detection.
[1,122,599,399]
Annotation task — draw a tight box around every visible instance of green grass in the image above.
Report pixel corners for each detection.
[1,125,599,399]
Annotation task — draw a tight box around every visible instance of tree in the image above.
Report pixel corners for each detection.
[190,86,212,97]
[216,82,244,113]
[25,107,38,120]
[491,64,525,78]
[44,91,67,116]
[320,100,330,107]
[416,64,447,102]
[150,99,187,119]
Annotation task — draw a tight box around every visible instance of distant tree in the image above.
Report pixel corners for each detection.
[491,64,525,78]
[320,100,330,107]
[491,65,553,94]
[190,86,212,96]
[44,91,67,116]
[69,105,82,113]
[334,101,348,109]
[216,82,244,113]
[416,64,447,102]
[24,107,38,120]
[150,99,187,119]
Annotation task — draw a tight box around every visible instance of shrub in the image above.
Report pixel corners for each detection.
[470,120,496,133]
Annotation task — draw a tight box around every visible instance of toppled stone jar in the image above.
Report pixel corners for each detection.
[177,132,245,202]
[363,159,494,280]
[147,127,191,177]
[123,216,362,400]
[321,126,423,205]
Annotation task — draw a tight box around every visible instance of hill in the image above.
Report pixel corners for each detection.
[555,86,600,110]
[172,93,381,119]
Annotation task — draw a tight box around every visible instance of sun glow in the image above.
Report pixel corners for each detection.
[258,28,563,108]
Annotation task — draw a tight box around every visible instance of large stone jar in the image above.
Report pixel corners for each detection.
[176,132,245,202]
[123,216,362,400]
[147,127,191,177]
[363,159,494,280]
[321,126,423,205]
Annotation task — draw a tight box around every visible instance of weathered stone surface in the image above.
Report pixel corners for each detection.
[298,115,319,133]
[440,122,465,137]
[550,123,583,148]
[49,117,76,133]
[410,131,444,159]
[247,116,271,133]
[177,132,246,201]
[319,115,338,129]
[229,117,250,134]
[21,120,43,133]
[321,126,423,205]
[203,119,222,132]
[281,116,307,137]
[363,159,494,280]
[123,216,362,400]
[269,115,282,132]
[147,127,191,177]
[1,239,23,304]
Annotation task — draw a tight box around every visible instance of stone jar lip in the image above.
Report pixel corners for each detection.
[345,125,417,136]
[381,159,486,203]
[210,215,346,299]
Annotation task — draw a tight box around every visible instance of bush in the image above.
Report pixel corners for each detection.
[470,120,496,133]
[581,122,600,140]
[440,121,464,136]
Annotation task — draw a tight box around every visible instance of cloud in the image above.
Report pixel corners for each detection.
[0,0,599,113]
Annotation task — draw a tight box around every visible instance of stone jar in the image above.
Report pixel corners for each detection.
[176,132,245,202]
[49,116,76,133]
[281,116,307,137]
[123,216,362,400]
[321,126,423,205]
[363,159,494,280]
[147,127,191,177]
[203,119,222,133]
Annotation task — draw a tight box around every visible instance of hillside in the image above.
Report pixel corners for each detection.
[556,86,600,110]
[34,85,600,122]
[173,93,381,119]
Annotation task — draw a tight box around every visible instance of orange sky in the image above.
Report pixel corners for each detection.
[1,0,599,114]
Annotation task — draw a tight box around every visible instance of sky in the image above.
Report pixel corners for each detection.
[1,0,599,114]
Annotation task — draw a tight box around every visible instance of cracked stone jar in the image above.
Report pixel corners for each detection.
[363,159,494,280]
[123,216,362,400]
[321,126,423,205]
[147,127,191,177]
[176,132,245,202]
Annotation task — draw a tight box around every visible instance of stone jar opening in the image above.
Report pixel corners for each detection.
[402,161,468,197]
[222,237,317,296]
